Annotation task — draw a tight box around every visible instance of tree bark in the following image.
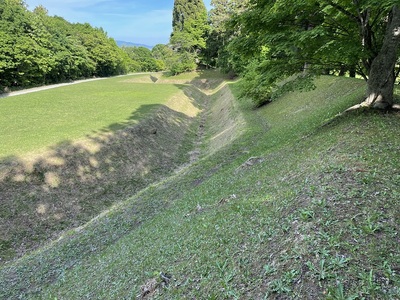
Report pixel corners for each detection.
[364,5,400,109]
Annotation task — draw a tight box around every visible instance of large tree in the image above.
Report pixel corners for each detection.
[170,0,208,55]
[234,0,400,109]
[204,0,250,70]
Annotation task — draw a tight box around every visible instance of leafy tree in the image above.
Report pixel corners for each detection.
[72,23,126,77]
[172,0,208,46]
[169,51,197,75]
[170,0,208,73]
[234,0,400,109]
[152,44,175,70]
[42,15,96,81]
[205,0,249,71]
[0,0,39,87]
[122,46,161,72]
[0,0,129,90]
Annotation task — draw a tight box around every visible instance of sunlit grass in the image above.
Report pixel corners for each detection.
[0,75,181,159]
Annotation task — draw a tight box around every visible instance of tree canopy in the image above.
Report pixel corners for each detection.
[209,0,400,108]
[171,0,208,52]
[169,0,208,73]
[0,0,129,90]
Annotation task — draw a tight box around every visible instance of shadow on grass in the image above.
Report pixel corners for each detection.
[0,97,201,263]
[159,69,230,91]
[0,92,10,99]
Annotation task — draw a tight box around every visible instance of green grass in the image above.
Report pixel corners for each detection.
[0,74,181,159]
[0,75,399,299]
[0,73,205,264]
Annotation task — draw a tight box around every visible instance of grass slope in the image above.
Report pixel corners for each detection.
[1,75,399,299]
[0,74,206,263]
[0,74,181,159]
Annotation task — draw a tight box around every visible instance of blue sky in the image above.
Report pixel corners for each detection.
[24,0,212,46]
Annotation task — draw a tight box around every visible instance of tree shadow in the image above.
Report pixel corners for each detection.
[189,69,231,91]
[150,74,159,83]
[157,70,229,92]
[0,100,198,263]
[0,91,10,99]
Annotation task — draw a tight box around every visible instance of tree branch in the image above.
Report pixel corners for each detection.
[322,0,359,23]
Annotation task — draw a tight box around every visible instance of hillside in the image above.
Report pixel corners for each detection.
[0,74,399,299]
[116,40,153,49]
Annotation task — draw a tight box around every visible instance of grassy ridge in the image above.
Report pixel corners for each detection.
[0,75,181,159]
[1,75,399,299]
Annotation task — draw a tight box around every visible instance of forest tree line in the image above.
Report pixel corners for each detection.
[0,0,172,90]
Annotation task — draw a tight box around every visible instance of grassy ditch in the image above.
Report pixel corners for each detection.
[1,75,399,299]
[0,74,208,263]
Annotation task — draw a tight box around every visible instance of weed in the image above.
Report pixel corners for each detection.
[307,259,331,281]
[263,264,277,276]
[358,269,381,297]
[267,269,299,295]
[326,282,358,300]
[300,208,315,221]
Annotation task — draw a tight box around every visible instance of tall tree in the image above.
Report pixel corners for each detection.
[152,44,175,70]
[0,0,37,87]
[205,0,249,71]
[72,23,127,77]
[234,0,400,109]
[170,0,208,58]
[41,15,96,81]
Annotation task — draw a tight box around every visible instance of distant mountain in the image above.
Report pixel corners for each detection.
[116,40,153,49]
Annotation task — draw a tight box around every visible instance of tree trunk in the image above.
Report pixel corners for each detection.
[364,5,400,109]
[349,66,356,78]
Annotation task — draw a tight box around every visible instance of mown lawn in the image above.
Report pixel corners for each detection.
[0,75,399,299]
[0,75,182,159]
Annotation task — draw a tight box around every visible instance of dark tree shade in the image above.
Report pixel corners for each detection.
[229,0,400,108]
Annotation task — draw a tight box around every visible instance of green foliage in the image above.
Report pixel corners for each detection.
[170,18,208,52]
[238,59,274,106]
[238,52,317,107]
[168,51,197,75]
[206,0,250,71]
[0,0,128,90]
[172,0,208,41]
[71,23,127,77]
[122,46,159,72]
[218,0,400,104]
[170,0,208,74]
[152,44,176,71]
